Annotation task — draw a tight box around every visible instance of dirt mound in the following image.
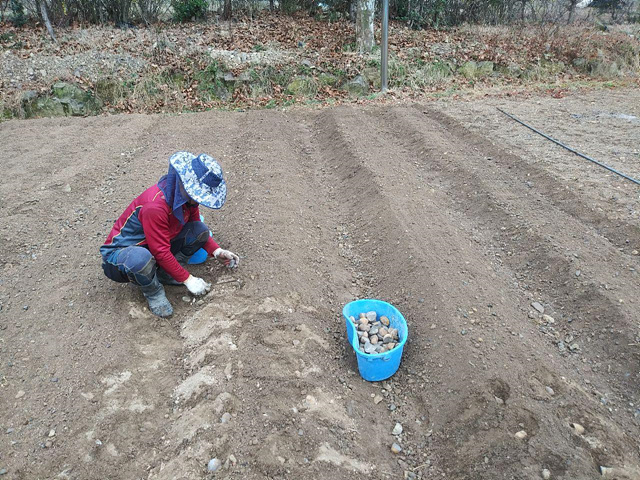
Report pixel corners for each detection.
[1,90,639,479]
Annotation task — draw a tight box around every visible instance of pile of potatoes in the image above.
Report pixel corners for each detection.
[349,311,400,354]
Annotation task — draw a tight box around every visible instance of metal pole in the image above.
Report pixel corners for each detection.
[381,0,389,92]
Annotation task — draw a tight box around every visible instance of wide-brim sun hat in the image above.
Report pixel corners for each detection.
[169,152,227,209]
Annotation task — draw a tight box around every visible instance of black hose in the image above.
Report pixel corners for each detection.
[497,107,640,187]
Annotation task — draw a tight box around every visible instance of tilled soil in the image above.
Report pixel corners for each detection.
[0,89,639,480]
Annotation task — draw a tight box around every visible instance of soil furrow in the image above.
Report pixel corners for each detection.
[382,106,640,400]
[312,106,640,478]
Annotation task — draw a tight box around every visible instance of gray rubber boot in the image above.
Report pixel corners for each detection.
[139,275,174,317]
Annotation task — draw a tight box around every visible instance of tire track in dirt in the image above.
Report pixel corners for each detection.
[311,106,640,478]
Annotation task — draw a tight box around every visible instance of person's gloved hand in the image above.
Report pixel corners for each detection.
[183,275,211,295]
[213,248,240,269]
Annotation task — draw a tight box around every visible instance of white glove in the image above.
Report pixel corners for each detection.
[183,275,211,296]
[213,248,240,269]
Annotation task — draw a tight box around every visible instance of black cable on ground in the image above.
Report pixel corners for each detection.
[497,107,640,187]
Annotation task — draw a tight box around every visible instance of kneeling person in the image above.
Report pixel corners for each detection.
[100,152,240,317]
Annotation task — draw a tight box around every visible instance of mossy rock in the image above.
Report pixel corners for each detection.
[317,72,339,87]
[458,61,478,79]
[222,71,253,87]
[572,57,588,71]
[22,92,66,118]
[477,61,494,76]
[362,67,381,90]
[496,63,523,77]
[343,75,368,96]
[286,76,317,96]
[22,83,102,118]
[459,60,493,79]
[95,78,121,104]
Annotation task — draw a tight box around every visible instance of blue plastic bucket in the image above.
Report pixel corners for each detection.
[187,215,212,265]
[342,299,408,382]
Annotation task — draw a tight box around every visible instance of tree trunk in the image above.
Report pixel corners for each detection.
[35,0,57,43]
[269,0,274,12]
[222,0,232,20]
[356,0,375,53]
[567,0,578,23]
[0,0,8,22]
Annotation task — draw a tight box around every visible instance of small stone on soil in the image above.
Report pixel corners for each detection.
[221,412,232,424]
[207,458,222,472]
[514,430,527,439]
[531,302,545,314]
[391,443,402,454]
[373,395,383,404]
[542,469,551,479]
[392,423,403,435]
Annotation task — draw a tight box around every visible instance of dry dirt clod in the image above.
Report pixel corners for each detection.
[571,423,585,435]
[542,314,555,324]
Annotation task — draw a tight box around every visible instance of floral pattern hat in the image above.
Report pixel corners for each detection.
[169,152,227,209]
